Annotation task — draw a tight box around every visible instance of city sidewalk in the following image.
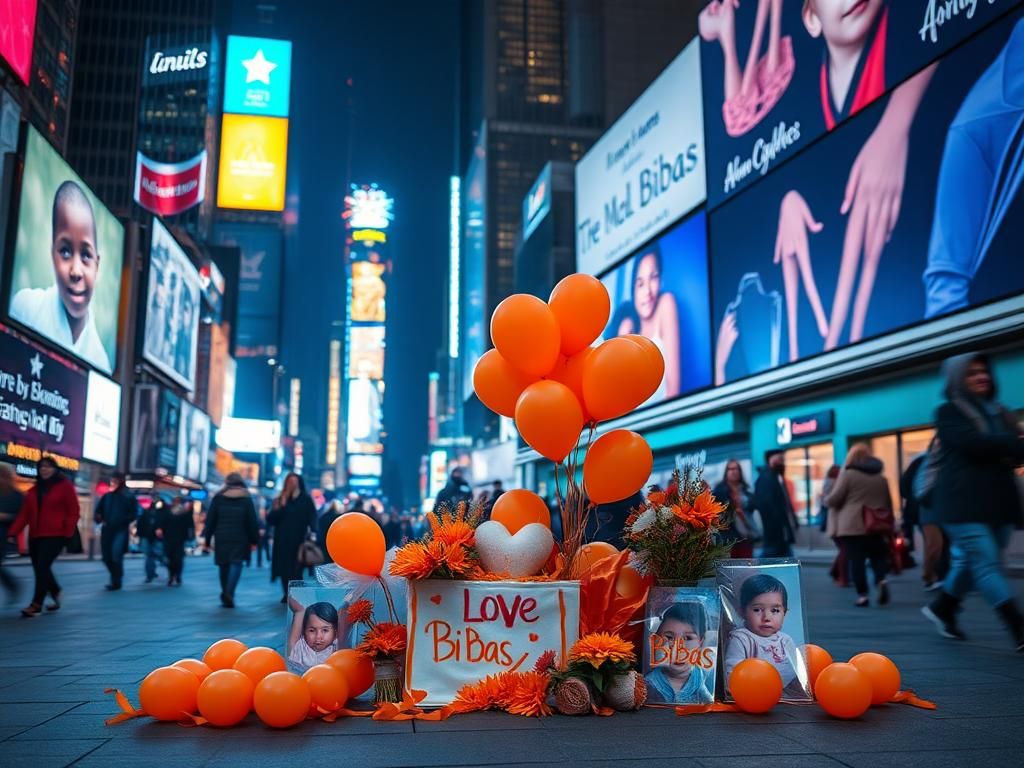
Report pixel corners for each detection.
[0,555,1022,768]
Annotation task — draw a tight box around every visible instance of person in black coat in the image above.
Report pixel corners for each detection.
[268,472,316,602]
[753,452,797,558]
[203,474,259,608]
[434,468,472,512]
[316,500,343,562]
[94,472,139,591]
[0,464,23,602]
[586,491,644,550]
[157,496,194,587]
[922,353,1024,650]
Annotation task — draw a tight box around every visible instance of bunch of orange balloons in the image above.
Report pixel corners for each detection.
[135,639,376,729]
[473,274,661,504]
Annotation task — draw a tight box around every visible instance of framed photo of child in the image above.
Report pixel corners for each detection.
[284,583,352,673]
[643,586,720,706]
[716,559,813,703]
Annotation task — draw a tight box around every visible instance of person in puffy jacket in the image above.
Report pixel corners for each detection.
[9,456,80,617]
[204,473,259,608]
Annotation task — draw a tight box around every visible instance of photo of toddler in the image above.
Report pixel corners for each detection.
[285,587,350,672]
[643,586,720,706]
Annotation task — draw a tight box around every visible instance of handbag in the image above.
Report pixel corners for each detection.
[65,526,83,555]
[862,505,895,535]
[297,538,324,567]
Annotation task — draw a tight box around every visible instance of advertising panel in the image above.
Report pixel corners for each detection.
[133,150,208,216]
[8,127,125,374]
[143,219,201,390]
[217,114,288,212]
[0,0,38,84]
[214,221,282,357]
[348,326,385,379]
[462,128,487,399]
[0,324,86,468]
[223,36,292,118]
[215,416,280,454]
[600,211,712,401]
[82,371,121,466]
[177,400,210,482]
[346,378,384,455]
[699,0,1023,207]
[350,261,386,322]
[348,454,382,478]
[709,11,1024,385]
[575,40,706,276]
[129,385,181,473]
[142,40,210,85]
[522,163,552,241]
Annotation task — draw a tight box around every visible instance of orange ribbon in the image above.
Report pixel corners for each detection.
[674,703,741,716]
[891,690,937,710]
[103,689,147,725]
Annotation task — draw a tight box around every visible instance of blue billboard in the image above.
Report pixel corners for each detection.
[223,36,292,118]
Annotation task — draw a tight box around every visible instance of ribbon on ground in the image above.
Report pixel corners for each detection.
[674,702,741,716]
[103,689,147,725]
[891,690,937,710]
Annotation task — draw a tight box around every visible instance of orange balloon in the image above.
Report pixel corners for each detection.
[173,658,213,682]
[473,349,538,418]
[583,430,653,504]
[233,646,287,685]
[515,380,584,462]
[546,348,594,423]
[303,664,351,713]
[582,337,665,421]
[615,565,646,600]
[572,541,619,578]
[815,662,873,719]
[849,653,901,706]
[253,671,312,729]
[327,513,386,576]
[729,659,783,713]
[548,274,611,355]
[622,334,666,387]
[326,649,375,699]
[139,666,200,721]
[491,489,551,534]
[197,669,254,727]
[804,644,833,691]
[490,294,561,377]
[203,638,248,671]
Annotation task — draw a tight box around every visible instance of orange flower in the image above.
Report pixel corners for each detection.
[647,491,668,507]
[346,599,374,625]
[389,542,436,580]
[453,676,499,713]
[504,671,552,717]
[569,632,636,668]
[433,518,475,549]
[692,489,727,525]
[357,622,407,658]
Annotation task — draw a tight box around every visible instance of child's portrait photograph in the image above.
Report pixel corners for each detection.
[285,584,352,673]
[8,128,124,373]
[643,586,720,706]
[717,559,813,702]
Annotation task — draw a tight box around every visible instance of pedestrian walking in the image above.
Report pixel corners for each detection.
[8,457,79,617]
[135,501,162,583]
[157,496,193,586]
[922,353,1024,650]
[256,503,271,567]
[714,459,759,558]
[316,499,343,562]
[203,473,259,608]
[903,450,949,590]
[753,452,797,558]
[268,472,316,603]
[0,464,24,603]
[825,444,895,608]
[93,472,139,591]
[434,468,472,512]
[820,464,850,587]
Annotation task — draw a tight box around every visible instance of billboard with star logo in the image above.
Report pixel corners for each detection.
[223,35,292,118]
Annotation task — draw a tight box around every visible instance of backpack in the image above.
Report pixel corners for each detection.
[913,439,941,506]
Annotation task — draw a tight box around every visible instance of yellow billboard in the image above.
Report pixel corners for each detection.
[351,261,386,322]
[217,114,288,211]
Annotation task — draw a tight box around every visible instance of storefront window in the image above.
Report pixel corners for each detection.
[863,427,936,522]
[781,442,835,528]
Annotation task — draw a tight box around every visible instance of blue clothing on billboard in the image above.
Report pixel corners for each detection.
[644,665,714,705]
[925,20,1024,318]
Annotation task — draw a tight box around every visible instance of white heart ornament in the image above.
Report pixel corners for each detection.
[474,521,554,578]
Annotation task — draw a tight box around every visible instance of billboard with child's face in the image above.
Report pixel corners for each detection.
[700,0,1023,207]
[7,128,125,374]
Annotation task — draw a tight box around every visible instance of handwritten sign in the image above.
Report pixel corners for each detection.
[406,580,580,706]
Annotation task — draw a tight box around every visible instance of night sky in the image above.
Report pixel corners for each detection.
[242,0,458,504]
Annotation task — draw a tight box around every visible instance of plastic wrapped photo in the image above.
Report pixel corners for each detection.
[717,559,812,702]
[284,583,352,673]
[643,586,719,706]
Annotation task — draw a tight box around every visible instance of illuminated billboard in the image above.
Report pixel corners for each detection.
[348,454,382,478]
[348,326,385,379]
[350,261,386,322]
[224,36,292,118]
[217,114,288,212]
[346,378,383,455]
[0,0,37,85]
[344,184,394,230]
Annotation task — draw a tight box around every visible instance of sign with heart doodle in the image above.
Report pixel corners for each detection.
[406,580,580,706]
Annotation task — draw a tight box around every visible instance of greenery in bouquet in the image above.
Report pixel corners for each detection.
[389,501,485,580]
[623,467,731,584]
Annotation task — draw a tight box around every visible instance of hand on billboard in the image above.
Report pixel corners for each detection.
[775,191,829,360]
[715,311,739,386]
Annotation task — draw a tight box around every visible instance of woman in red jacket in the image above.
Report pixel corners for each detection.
[9,456,80,617]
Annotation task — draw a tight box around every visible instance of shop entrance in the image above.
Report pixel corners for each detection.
[781,442,835,551]
[861,428,935,528]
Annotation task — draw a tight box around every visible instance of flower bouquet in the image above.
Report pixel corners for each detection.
[545,632,647,714]
[349,599,407,704]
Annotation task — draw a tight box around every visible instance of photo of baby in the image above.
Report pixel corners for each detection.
[285,585,351,672]
[643,586,720,706]
[717,560,812,702]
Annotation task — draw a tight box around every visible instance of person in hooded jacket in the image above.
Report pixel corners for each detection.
[826,443,895,608]
[922,353,1024,651]
[203,473,259,608]
[9,457,79,617]
[434,468,472,513]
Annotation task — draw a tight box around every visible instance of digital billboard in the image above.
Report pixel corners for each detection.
[522,163,551,241]
[348,326,385,379]
[348,454,382,478]
[709,10,1024,385]
[143,219,201,391]
[346,378,384,455]
[600,211,712,401]
[215,416,280,454]
[177,400,210,482]
[217,114,288,212]
[223,36,292,118]
[82,371,121,466]
[8,127,125,374]
[575,40,706,276]
[700,0,1022,207]
[0,0,38,84]
[214,221,282,357]
[461,129,487,399]
[350,261,386,322]
[134,150,208,216]
[129,385,180,473]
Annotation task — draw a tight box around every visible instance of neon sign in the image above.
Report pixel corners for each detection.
[344,184,394,230]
